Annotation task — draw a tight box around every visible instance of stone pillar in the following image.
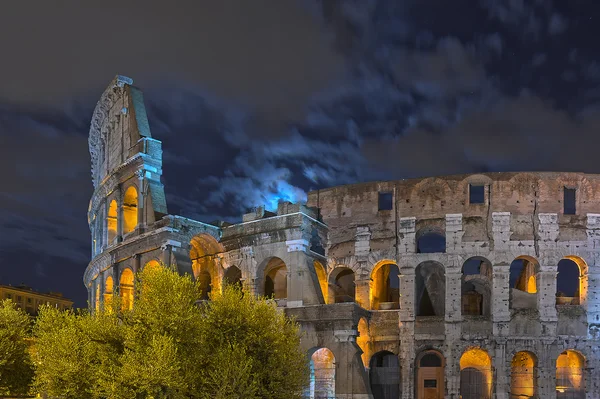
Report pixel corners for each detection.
[354,226,371,258]
[587,270,600,339]
[399,264,415,321]
[132,254,141,274]
[398,217,416,254]
[445,269,462,322]
[537,267,558,323]
[112,263,120,294]
[332,339,371,399]
[492,262,511,336]
[537,345,557,399]
[285,239,310,307]
[102,200,109,249]
[116,187,123,243]
[399,338,414,399]
[161,244,173,268]
[355,278,371,310]
[446,345,460,399]
[136,169,146,231]
[445,213,464,253]
[493,340,509,399]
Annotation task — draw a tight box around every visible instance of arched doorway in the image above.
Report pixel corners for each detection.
[120,268,134,311]
[460,348,492,399]
[107,199,118,244]
[370,351,400,399]
[190,234,223,300]
[416,350,444,399]
[415,262,446,317]
[309,348,335,399]
[223,266,242,290]
[556,257,585,306]
[104,275,114,310]
[371,261,400,310]
[461,257,492,317]
[143,260,161,271]
[122,186,138,234]
[509,256,539,310]
[556,350,585,399]
[264,257,287,301]
[329,267,355,303]
[510,351,536,398]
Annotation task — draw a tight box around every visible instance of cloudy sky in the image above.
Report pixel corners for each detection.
[1,0,599,306]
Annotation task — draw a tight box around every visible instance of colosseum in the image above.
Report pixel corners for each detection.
[85,76,600,399]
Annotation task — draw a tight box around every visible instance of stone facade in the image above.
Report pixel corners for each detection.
[86,76,600,399]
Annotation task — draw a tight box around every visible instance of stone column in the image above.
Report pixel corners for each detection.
[136,169,146,231]
[446,345,460,399]
[399,264,415,321]
[537,266,558,323]
[445,269,462,322]
[492,262,511,336]
[161,244,173,268]
[332,339,371,399]
[116,187,123,243]
[102,200,109,249]
[132,254,141,274]
[285,239,310,307]
[493,340,509,399]
[355,278,371,310]
[537,345,557,399]
[587,270,600,338]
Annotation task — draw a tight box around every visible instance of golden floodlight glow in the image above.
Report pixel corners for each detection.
[314,261,328,303]
[120,268,134,311]
[122,186,138,234]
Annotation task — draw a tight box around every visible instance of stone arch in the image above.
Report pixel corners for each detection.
[357,317,371,368]
[556,349,585,398]
[119,268,134,311]
[308,347,335,399]
[104,275,114,309]
[262,257,288,302]
[415,261,446,317]
[143,259,161,271]
[107,199,118,244]
[415,349,444,399]
[416,228,446,254]
[509,255,539,310]
[223,265,242,290]
[556,256,587,306]
[313,260,328,303]
[329,267,355,304]
[461,257,492,317]
[122,186,138,235]
[370,351,400,399]
[510,351,537,398]
[190,234,223,300]
[370,260,400,310]
[459,347,492,399]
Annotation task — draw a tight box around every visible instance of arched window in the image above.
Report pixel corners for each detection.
[104,276,114,310]
[417,230,446,253]
[416,350,444,399]
[314,261,328,303]
[371,262,400,310]
[509,256,539,310]
[511,351,536,398]
[415,261,446,317]
[143,260,161,271]
[329,267,355,303]
[460,348,492,399]
[556,350,585,398]
[309,348,335,399]
[461,257,492,317]
[356,318,370,367]
[120,268,134,311]
[107,200,118,244]
[264,258,287,301]
[190,234,222,300]
[556,258,582,306]
[122,186,138,234]
[223,266,242,290]
[370,351,400,399]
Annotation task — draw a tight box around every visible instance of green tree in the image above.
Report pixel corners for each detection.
[0,299,34,396]
[32,265,309,398]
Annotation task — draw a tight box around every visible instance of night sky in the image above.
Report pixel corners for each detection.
[1,1,599,307]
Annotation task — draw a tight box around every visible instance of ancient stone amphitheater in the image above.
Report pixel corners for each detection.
[85,76,599,399]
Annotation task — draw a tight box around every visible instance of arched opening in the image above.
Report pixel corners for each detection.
[314,261,328,303]
[556,350,585,398]
[510,351,536,398]
[120,268,134,311]
[416,230,446,253]
[509,256,539,310]
[461,257,492,317]
[104,275,114,310]
[371,261,400,310]
[223,266,242,290]
[107,199,118,244]
[415,350,444,399]
[329,267,355,303]
[460,347,492,399]
[143,260,161,271]
[415,261,446,317]
[370,351,400,399]
[356,318,370,367]
[309,348,335,399]
[264,257,287,301]
[190,234,223,300]
[556,257,583,306]
[122,186,138,234]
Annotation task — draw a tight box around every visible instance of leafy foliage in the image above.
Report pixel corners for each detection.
[0,299,34,396]
[32,265,309,398]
